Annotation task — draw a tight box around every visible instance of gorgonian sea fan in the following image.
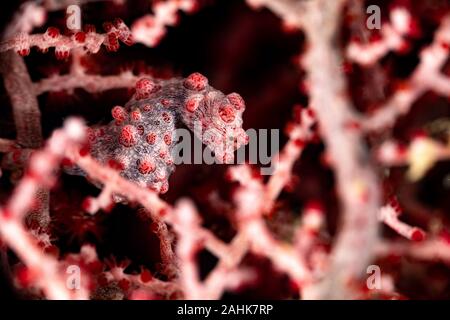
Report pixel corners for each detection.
[0,0,449,302]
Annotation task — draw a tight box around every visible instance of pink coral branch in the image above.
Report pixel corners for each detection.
[2,1,46,39]
[172,199,204,299]
[360,15,450,132]
[300,0,381,299]
[265,107,315,211]
[131,0,198,47]
[173,200,255,299]
[376,238,450,266]
[34,71,150,95]
[0,118,88,299]
[202,233,250,298]
[346,7,415,66]
[229,165,311,287]
[64,145,172,218]
[103,261,181,298]
[378,204,426,241]
[0,19,133,59]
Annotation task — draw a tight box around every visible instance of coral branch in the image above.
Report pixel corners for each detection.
[131,0,198,47]
[149,217,178,279]
[0,118,88,299]
[360,15,450,132]
[64,145,172,218]
[378,203,426,241]
[300,0,381,299]
[0,51,42,148]
[1,1,46,39]
[33,71,149,95]
[172,199,205,299]
[346,7,415,66]
[246,0,383,299]
[376,238,450,266]
[202,233,249,299]
[0,19,133,59]
[229,165,310,287]
[265,107,315,211]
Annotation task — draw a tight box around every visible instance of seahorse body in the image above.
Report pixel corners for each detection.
[68,73,248,193]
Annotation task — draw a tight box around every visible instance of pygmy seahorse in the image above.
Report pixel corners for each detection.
[66,73,249,194]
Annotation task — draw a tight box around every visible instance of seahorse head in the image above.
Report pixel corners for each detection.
[180,73,249,164]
